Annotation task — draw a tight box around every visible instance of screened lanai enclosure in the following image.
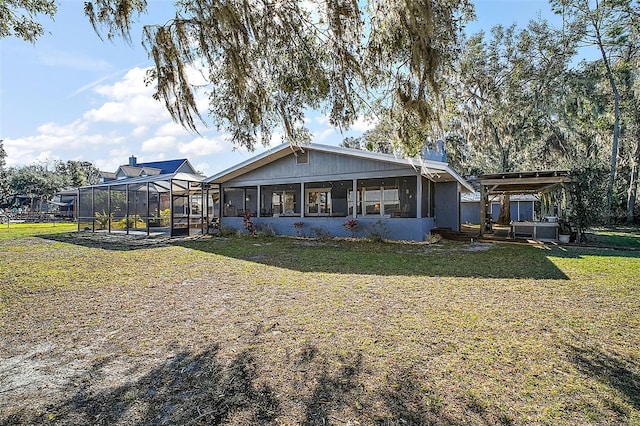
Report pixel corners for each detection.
[77,173,221,237]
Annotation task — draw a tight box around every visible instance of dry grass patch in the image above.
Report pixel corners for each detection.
[0,228,639,425]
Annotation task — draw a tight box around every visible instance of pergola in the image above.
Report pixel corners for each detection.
[478,170,572,236]
[77,172,220,237]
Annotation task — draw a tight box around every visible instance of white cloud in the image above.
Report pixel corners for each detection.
[155,121,193,137]
[141,136,177,153]
[131,126,148,137]
[177,136,227,156]
[93,67,153,100]
[313,128,337,144]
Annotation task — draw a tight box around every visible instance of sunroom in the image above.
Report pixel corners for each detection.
[77,172,215,237]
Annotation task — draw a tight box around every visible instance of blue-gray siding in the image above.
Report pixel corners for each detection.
[434,181,460,231]
[227,150,417,185]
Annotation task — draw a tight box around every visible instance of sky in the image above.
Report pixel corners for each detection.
[0,0,560,176]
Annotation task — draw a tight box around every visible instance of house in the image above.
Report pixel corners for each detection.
[204,143,473,241]
[99,156,197,182]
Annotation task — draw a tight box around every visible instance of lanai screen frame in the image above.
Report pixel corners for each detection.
[77,173,211,237]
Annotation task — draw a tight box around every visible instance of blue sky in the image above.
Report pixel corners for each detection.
[1,0,557,176]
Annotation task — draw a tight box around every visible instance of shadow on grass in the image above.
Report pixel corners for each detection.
[0,343,525,425]
[175,237,574,280]
[568,342,640,416]
[39,232,171,251]
[1,346,279,425]
[38,232,640,279]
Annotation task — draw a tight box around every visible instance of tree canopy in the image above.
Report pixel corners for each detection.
[84,0,475,150]
[0,0,57,42]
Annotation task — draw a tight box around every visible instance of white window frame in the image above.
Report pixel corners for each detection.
[305,187,332,216]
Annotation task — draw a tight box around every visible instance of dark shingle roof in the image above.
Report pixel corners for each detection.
[136,159,188,174]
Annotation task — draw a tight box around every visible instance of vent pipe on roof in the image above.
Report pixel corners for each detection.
[129,155,137,166]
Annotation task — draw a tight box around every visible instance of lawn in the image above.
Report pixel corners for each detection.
[0,224,639,425]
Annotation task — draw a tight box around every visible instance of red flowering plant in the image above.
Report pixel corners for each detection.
[243,210,256,235]
[342,218,358,238]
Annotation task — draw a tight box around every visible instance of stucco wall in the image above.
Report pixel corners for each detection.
[220,216,436,242]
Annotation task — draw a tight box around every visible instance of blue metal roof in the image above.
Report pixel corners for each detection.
[136,159,188,174]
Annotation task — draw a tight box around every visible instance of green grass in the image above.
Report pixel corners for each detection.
[589,227,640,248]
[1,228,639,425]
[0,222,77,239]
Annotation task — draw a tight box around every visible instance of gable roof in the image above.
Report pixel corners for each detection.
[205,142,474,192]
[99,171,116,180]
[136,159,194,175]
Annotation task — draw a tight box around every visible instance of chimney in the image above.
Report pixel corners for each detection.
[129,155,137,167]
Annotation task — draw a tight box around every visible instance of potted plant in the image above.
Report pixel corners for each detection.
[558,219,571,243]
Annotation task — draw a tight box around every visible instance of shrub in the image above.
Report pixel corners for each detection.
[311,226,332,240]
[159,208,171,226]
[293,221,304,237]
[367,219,389,242]
[94,210,111,230]
[259,223,276,237]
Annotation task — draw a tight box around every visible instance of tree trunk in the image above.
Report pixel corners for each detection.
[594,22,621,225]
[497,193,511,225]
[627,127,640,223]
[628,151,639,223]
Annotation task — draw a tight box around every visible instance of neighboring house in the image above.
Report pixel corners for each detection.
[98,171,116,183]
[205,143,473,241]
[98,156,197,183]
[461,193,538,224]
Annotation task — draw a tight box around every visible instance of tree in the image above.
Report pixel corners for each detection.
[0,140,9,206]
[55,160,100,188]
[0,140,6,170]
[84,0,474,151]
[551,0,639,223]
[0,0,57,42]
[445,21,574,223]
[8,164,68,211]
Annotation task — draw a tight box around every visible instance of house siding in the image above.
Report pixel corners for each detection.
[226,150,417,185]
[434,181,460,231]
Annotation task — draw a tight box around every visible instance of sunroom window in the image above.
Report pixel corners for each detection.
[306,188,332,216]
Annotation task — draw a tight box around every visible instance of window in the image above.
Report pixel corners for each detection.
[350,178,415,217]
[272,191,297,215]
[306,188,332,216]
[364,188,381,215]
[382,188,400,216]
